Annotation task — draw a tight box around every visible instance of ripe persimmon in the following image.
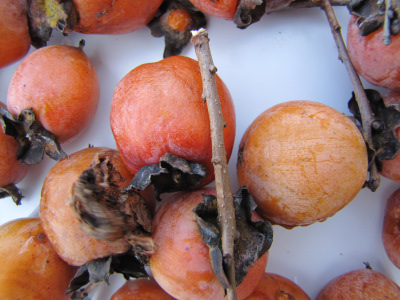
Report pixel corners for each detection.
[0,218,77,299]
[347,15,400,91]
[149,188,269,300]
[188,0,238,20]
[237,100,368,228]
[0,0,30,68]
[40,147,154,266]
[110,55,236,189]
[7,43,99,144]
[111,278,175,300]
[72,0,163,34]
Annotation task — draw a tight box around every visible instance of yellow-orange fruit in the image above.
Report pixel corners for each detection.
[0,218,77,299]
[237,100,368,228]
[111,278,175,300]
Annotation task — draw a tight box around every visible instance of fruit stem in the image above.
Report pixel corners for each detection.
[321,0,380,190]
[191,29,237,300]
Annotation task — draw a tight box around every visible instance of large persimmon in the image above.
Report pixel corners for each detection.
[237,100,368,228]
[110,55,236,188]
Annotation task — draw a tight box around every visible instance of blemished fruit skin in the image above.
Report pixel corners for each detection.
[0,0,30,68]
[188,0,238,20]
[39,147,136,266]
[149,188,269,300]
[0,218,77,300]
[237,100,368,228]
[347,15,400,91]
[382,188,400,270]
[110,55,236,188]
[72,0,163,34]
[110,278,175,300]
[315,268,400,299]
[7,44,100,144]
[245,273,310,300]
[0,102,29,187]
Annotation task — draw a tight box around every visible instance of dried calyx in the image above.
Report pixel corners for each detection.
[193,187,273,291]
[0,184,24,205]
[0,106,67,165]
[348,89,400,190]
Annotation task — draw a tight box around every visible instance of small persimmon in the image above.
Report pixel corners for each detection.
[188,0,238,20]
[111,278,175,300]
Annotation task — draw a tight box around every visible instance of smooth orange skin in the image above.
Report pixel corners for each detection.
[0,0,30,68]
[245,273,310,300]
[189,0,238,20]
[40,147,140,266]
[0,218,77,300]
[316,269,400,299]
[237,100,368,228]
[72,0,163,34]
[347,15,400,91]
[111,278,175,300]
[7,44,100,144]
[149,188,269,300]
[111,56,236,188]
[0,102,28,187]
[382,188,400,270]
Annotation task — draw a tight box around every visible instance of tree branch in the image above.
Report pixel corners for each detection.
[191,29,237,300]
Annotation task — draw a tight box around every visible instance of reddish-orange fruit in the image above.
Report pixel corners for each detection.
[111,55,236,188]
[245,273,310,300]
[0,102,29,188]
[0,0,31,68]
[237,100,368,228]
[382,188,400,270]
[39,147,153,266]
[347,15,400,91]
[72,0,163,34]
[0,218,77,299]
[167,8,192,32]
[149,188,268,300]
[111,278,175,300]
[189,0,238,20]
[7,44,100,144]
[316,268,400,299]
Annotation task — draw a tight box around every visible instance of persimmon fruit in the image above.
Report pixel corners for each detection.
[110,55,236,188]
[188,0,238,20]
[72,0,163,34]
[149,188,268,300]
[0,218,77,299]
[245,272,310,300]
[237,100,368,228]
[347,15,400,91]
[110,278,175,300]
[316,268,400,299]
[7,43,100,144]
[0,0,30,68]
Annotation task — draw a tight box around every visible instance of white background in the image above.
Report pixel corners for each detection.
[1,5,400,299]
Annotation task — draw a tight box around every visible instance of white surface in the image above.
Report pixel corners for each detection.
[1,6,400,299]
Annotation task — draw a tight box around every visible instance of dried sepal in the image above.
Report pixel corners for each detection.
[0,107,67,165]
[147,0,207,58]
[193,187,273,290]
[28,0,78,48]
[70,150,154,263]
[234,0,267,29]
[125,152,208,200]
[0,184,24,205]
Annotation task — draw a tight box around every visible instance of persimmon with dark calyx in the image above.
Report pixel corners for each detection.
[316,267,400,299]
[237,100,368,228]
[382,188,400,270]
[0,0,30,68]
[0,218,77,299]
[110,55,235,191]
[111,278,175,300]
[72,0,163,34]
[149,188,270,300]
[245,273,310,300]
[347,15,400,91]
[7,42,99,145]
[40,147,155,267]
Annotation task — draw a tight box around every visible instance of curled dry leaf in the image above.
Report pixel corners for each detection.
[0,184,24,205]
[193,187,273,291]
[0,106,67,165]
[234,0,267,29]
